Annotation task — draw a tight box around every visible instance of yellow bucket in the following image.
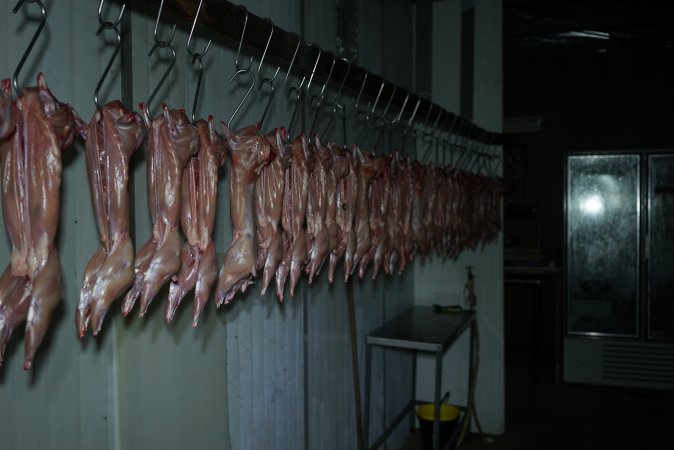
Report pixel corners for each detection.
[416,403,460,450]
[416,403,461,422]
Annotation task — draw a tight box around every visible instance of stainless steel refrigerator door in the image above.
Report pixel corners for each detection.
[566,154,640,337]
[647,155,674,340]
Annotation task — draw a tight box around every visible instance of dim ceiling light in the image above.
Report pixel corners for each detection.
[580,194,605,215]
[560,30,610,40]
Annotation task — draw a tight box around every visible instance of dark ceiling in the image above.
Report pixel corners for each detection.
[504,0,674,53]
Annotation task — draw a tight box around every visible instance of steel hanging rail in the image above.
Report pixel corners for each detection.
[124,0,502,145]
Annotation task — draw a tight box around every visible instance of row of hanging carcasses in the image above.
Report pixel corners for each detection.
[0,0,502,370]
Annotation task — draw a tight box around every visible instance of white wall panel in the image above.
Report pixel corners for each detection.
[472,0,505,434]
[432,0,462,112]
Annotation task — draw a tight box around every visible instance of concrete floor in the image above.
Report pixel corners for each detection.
[399,365,674,450]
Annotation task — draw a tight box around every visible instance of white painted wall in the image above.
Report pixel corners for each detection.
[414,0,505,435]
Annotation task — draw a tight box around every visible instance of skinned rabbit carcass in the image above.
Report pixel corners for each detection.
[255,128,290,296]
[0,74,77,369]
[122,104,198,318]
[215,123,271,305]
[305,135,331,284]
[326,144,349,284]
[275,134,310,300]
[166,116,226,326]
[76,100,144,337]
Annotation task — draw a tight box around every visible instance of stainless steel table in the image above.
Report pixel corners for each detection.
[364,306,476,450]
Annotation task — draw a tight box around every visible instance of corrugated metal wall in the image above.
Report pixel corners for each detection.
[0,1,419,449]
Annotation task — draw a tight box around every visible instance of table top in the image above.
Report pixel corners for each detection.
[366,306,476,353]
[504,265,563,276]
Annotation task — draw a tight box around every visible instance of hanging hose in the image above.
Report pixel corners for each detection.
[456,267,485,448]
[456,320,484,448]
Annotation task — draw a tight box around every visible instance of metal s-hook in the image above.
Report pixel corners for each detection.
[406,97,421,129]
[424,108,443,141]
[420,104,438,162]
[430,110,444,162]
[309,52,335,137]
[227,6,255,128]
[433,108,443,130]
[353,72,368,110]
[315,54,335,105]
[378,85,397,126]
[451,121,467,169]
[355,79,385,146]
[423,103,434,129]
[370,80,386,116]
[394,91,410,125]
[187,0,212,123]
[304,45,321,96]
[353,72,370,125]
[320,57,351,139]
[457,123,473,170]
[400,97,421,156]
[12,0,47,97]
[285,33,305,94]
[372,84,397,151]
[226,69,255,129]
[331,58,351,110]
[257,18,281,128]
[97,0,124,31]
[490,133,503,178]
[285,34,305,138]
[443,115,457,166]
[257,19,281,84]
[145,0,177,120]
[149,0,176,56]
[187,0,211,59]
[234,5,254,72]
[94,0,126,110]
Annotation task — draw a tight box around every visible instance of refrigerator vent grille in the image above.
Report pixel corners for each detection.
[602,342,674,386]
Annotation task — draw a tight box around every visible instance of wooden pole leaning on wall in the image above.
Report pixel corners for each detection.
[347,281,365,450]
[123,0,502,145]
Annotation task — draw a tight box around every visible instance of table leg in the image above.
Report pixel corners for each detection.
[410,350,417,432]
[433,350,443,450]
[364,344,372,448]
[468,322,475,434]
[555,274,562,384]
